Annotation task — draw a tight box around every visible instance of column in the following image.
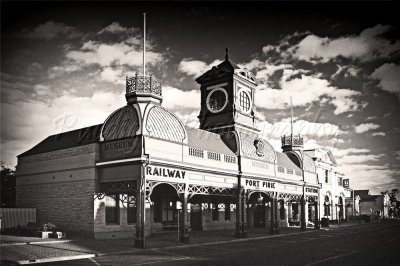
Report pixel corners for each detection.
[135,171,146,248]
[270,198,275,234]
[179,189,189,243]
[235,186,248,238]
[314,201,320,229]
[300,195,306,231]
[275,198,280,234]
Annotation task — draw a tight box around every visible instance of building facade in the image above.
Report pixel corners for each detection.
[304,149,350,222]
[16,51,321,247]
[354,190,390,218]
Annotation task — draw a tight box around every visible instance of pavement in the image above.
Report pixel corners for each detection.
[0,219,387,265]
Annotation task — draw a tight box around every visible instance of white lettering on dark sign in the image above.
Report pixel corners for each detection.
[146,166,186,179]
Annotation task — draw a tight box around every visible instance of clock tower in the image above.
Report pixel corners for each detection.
[196,49,259,136]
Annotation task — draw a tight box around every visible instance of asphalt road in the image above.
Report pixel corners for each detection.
[38,220,400,266]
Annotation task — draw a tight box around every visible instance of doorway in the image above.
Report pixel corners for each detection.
[190,204,203,231]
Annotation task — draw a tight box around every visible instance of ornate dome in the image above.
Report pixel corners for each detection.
[101,105,140,141]
[145,106,186,143]
[239,132,276,163]
[303,154,316,173]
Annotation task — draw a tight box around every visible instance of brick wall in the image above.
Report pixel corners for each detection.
[16,180,95,237]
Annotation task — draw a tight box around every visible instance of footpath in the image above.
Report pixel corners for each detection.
[0,220,370,265]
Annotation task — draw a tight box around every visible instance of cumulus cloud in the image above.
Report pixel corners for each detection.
[371,63,400,96]
[256,73,361,114]
[66,40,163,68]
[1,90,125,165]
[258,119,344,141]
[288,24,400,63]
[21,21,82,40]
[178,59,222,77]
[162,86,200,110]
[98,22,131,34]
[354,123,380,133]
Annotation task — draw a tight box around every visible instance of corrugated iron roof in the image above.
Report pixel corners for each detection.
[276,152,301,171]
[186,127,236,156]
[18,124,102,157]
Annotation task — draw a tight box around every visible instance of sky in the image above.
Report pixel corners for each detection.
[1,1,399,195]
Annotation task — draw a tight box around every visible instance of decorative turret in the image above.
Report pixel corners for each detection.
[125,13,162,105]
[125,74,162,104]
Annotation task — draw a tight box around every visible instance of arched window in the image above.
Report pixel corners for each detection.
[239,90,251,112]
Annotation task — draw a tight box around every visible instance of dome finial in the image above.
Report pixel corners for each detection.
[225,48,229,61]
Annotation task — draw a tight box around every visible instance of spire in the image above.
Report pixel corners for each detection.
[225,47,229,61]
[290,96,293,141]
[143,12,146,76]
[125,13,162,105]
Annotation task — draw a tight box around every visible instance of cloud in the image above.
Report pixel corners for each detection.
[178,59,222,77]
[162,86,200,110]
[332,148,371,158]
[371,63,400,96]
[372,132,386,136]
[258,119,344,141]
[98,22,131,34]
[354,123,380,133]
[256,73,361,114]
[66,40,163,68]
[21,21,82,40]
[98,67,125,84]
[338,154,384,164]
[288,24,400,63]
[1,90,126,166]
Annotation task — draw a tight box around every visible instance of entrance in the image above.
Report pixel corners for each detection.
[254,204,266,228]
[190,204,202,231]
[150,183,180,231]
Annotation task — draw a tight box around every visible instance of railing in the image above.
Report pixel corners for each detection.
[126,74,162,96]
[281,134,304,146]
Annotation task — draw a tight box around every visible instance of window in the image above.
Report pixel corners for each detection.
[127,194,136,224]
[105,194,119,224]
[338,177,343,186]
[189,147,204,158]
[324,196,331,216]
[225,203,231,221]
[325,170,329,183]
[212,204,219,221]
[207,88,227,112]
[208,152,221,161]
[239,90,251,112]
[278,166,284,173]
[287,168,293,174]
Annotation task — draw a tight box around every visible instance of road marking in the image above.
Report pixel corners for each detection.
[89,257,101,266]
[17,254,96,265]
[305,250,361,266]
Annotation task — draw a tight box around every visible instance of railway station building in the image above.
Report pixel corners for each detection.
[16,50,321,247]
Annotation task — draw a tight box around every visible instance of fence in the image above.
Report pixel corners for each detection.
[0,208,36,230]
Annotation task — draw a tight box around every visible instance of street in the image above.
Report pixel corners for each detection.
[35,220,400,266]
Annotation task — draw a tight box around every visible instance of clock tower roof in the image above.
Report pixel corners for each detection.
[195,48,256,85]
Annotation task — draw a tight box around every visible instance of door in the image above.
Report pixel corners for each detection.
[254,204,265,228]
[190,204,202,231]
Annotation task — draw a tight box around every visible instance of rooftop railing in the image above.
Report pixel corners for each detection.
[126,74,162,96]
[281,134,304,146]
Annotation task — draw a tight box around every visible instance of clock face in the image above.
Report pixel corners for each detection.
[206,88,228,113]
[238,89,252,113]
